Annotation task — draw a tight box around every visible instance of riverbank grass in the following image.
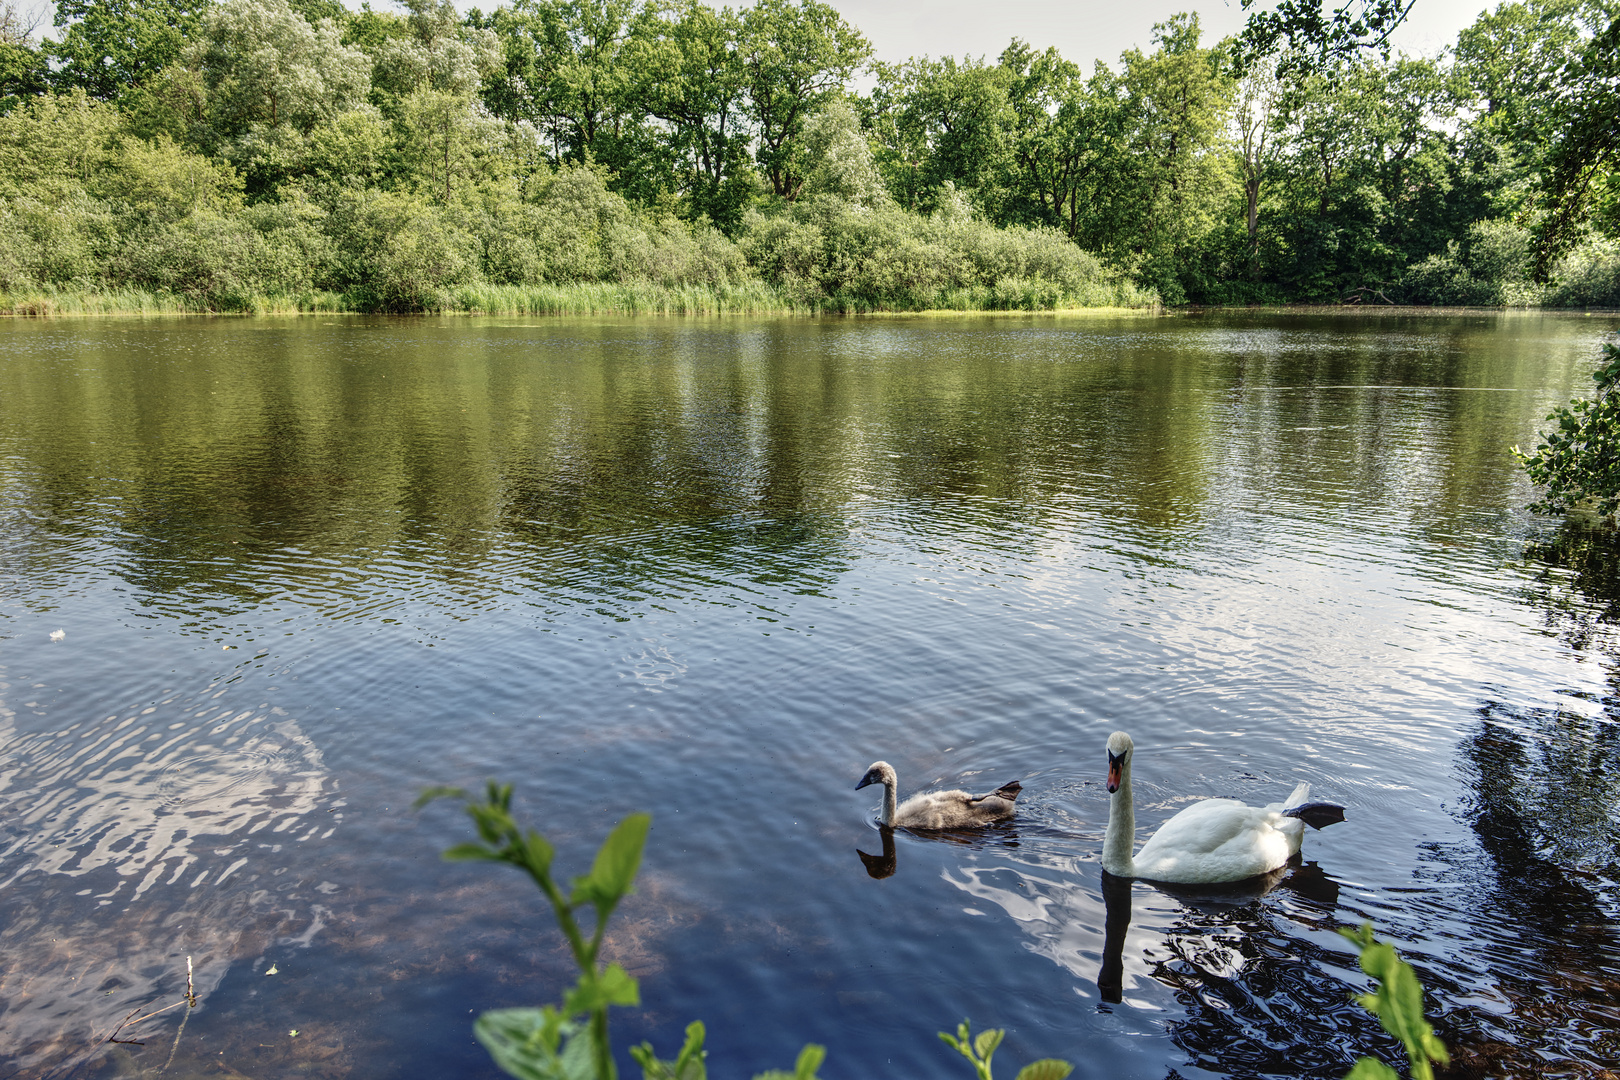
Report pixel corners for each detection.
[2,280,1161,318]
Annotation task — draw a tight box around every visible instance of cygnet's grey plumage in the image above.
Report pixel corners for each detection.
[855,761,1022,829]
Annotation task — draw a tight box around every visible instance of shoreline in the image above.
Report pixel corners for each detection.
[12,289,1620,318]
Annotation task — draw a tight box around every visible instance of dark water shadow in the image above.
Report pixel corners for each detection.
[1407,522,1620,1076]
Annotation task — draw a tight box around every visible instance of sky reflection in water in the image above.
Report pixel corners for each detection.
[2,312,1619,1079]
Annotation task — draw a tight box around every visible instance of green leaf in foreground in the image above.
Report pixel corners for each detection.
[749,1043,826,1080]
[474,1007,594,1080]
[1344,1058,1401,1080]
[630,1020,708,1080]
[574,812,651,911]
[1338,923,1449,1080]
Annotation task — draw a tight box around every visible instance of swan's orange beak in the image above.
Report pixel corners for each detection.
[1106,756,1121,794]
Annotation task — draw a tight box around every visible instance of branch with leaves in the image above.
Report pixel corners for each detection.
[418,782,831,1080]
[1234,0,1416,76]
[417,782,649,1080]
[1516,340,1620,524]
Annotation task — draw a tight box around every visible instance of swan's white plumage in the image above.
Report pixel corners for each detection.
[1103,731,1328,884]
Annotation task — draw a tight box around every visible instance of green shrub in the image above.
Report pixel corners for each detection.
[0,194,112,286]
[1549,237,1620,308]
[325,188,481,309]
[738,196,1143,310]
[108,211,269,306]
[1402,219,1543,307]
[1517,339,1620,521]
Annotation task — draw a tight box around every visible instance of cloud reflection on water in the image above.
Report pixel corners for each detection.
[0,680,339,1074]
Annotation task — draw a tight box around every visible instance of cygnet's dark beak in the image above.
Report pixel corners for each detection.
[1106,751,1122,794]
[855,774,875,791]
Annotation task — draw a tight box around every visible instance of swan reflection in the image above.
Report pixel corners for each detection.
[1097,859,1339,1002]
[943,841,1341,1009]
[1097,870,1131,1002]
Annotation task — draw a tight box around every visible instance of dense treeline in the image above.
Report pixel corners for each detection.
[0,0,1616,313]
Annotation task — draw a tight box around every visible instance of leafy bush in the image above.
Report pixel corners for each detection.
[1548,237,1620,309]
[1402,219,1543,307]
[107,211,265,303]
[324,188,480,309]
[0,194,112,286]
[738,195,1142,309]
[1517,340,1620,522]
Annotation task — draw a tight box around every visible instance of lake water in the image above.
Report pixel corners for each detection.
[3,311,1619,1080]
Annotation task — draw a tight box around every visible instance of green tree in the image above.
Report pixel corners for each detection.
[866,54,1011,212]
[995,39,1093,235]
[0,88,121,197]
[1232,61,1281,272]
[739,0,869,198]
[0,0,47,109]
[1110,14,1237,301]
[487,0,656,178]
[634,0,755,227]
[1235,0,1416,74]
[370,0,500,105]
[397,87,505,204]
[48,0,211,100]
[1536,9,1620,274]
[183,0,373,191]
[797,97,886,205]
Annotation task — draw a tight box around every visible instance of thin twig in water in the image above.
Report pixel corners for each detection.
[100,955,201,1067]
[159,997,190,1074]
[118,999,188,1028]
[103,1005,147,1046]
[160,957,197,1075]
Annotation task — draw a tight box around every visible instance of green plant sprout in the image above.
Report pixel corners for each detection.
[938,1020,1074,1080]
[416,781,648,1080]
[418,782,825,1080]
[1338,924,1450,1080]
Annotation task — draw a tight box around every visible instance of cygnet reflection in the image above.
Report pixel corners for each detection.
[855,821,1019,880]
[858,827,897,879]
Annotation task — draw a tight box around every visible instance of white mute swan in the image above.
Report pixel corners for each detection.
[856,761,1022,829]
[1101,731,1344,883]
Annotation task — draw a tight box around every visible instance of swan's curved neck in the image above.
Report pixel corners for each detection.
[879,778,897,826]
[1102,760,1136,876]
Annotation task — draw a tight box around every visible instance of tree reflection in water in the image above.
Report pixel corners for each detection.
[1411,521,1620,1076]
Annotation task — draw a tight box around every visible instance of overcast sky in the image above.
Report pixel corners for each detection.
[820,0,1496,72]
[22,0,1498,69]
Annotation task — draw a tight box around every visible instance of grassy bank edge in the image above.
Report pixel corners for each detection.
[0,280,1163,318]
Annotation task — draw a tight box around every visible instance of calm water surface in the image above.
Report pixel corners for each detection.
[3,312,1620,1079]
